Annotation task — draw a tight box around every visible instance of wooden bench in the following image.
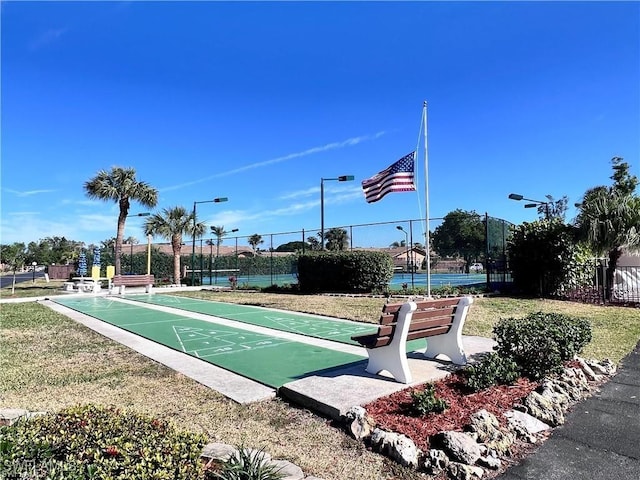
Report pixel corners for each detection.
[351,296,473,384]
[110,274,154,294]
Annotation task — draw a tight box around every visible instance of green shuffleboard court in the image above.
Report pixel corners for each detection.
[127,294,378,345]
[54,296,365,388]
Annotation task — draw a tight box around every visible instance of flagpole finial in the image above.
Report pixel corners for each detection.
[423,100,427,107]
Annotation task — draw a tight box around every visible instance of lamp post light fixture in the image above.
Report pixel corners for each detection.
[191,197,228,285]
[126,212,151,274]
[508,193,551,219]
[320,175,354,250]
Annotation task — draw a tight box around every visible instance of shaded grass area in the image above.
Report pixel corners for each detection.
[0,278,70,299]
[0,301,422,480]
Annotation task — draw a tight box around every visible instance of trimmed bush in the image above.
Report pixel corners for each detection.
[0,404,207,480]
[297,251,393,293]
[462,352,520,392]
[493,312,592,380]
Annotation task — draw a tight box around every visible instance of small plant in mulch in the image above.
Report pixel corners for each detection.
[409,383,449,417]
[366,374,539,451]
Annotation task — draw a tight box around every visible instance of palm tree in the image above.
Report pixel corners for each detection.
[210,226,227,259]
[84,167,158,275]
[210,226,227,280]
[144,206,205,285]
[248,234,263,253]
[324,228,349,251]
[306,236,321,251]
[575,157,640,294]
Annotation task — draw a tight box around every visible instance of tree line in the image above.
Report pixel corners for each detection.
[2,157,638,295]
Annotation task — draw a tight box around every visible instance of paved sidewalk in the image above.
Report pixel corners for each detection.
[497,341,640,480]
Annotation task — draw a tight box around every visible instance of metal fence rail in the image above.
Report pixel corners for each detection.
[557,261,640,306]
[177,214,516,291]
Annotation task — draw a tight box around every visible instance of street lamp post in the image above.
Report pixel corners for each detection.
[126,212,150,274]
[508,193,551,219]
[235,234,239,279]
[214,228,238,284]
[396,226,409,274]
[320,175,354,250]
[191,197,228,286]
[32,261,37,283]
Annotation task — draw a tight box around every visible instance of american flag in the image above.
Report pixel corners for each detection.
[361,152,416,203]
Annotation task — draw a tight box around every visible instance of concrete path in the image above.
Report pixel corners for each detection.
[497,341,640,480]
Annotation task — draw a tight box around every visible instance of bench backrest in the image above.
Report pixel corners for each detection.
[111,274,155,286]
[377,297,463,341]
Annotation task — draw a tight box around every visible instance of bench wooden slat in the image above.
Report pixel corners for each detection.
[112,275,154,286]
[366,316,453,341]
[408,317,455,333]
[414,298,461,309]
[411,307,456,320]
[379,313,399,325]
[406,325,451,340]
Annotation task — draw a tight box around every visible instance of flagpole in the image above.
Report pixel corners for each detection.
[423,101,431,297]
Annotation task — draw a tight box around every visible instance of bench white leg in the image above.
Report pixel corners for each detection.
[423,334,467,365]
[145,284,152,293]
[423,296,472,365]
[363,302,416,384]
[118,285,126,295]
[366,347,413,384]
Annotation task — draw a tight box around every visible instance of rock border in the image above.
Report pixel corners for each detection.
[343,357,616,479]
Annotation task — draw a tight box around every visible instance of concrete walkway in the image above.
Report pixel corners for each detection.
[37,290,495,420]
[497,341,640,480]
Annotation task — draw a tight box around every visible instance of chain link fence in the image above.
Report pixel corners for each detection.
[180,214,515,291]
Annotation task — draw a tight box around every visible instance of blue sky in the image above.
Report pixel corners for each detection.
[2,1,639,250]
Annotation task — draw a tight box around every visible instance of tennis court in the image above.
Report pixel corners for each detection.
[53,296,365,388]
[199,272,486,289]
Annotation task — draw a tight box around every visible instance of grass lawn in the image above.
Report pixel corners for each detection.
[1,284,639,480]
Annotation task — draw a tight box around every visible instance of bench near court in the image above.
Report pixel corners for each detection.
[110,274,155,294]
[351,296,473,384]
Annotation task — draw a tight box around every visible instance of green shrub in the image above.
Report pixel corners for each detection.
[0,404,207,480]
[463,352,520,392]
[297,251,393,293]
[409,384,448,416]
[493,312,592,380]
[208,445,283,480]
[507,219,584,297]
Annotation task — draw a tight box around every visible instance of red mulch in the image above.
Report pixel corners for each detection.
[365,373,540,452]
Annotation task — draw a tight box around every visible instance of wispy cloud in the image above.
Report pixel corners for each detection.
[280,182,359,201]
[279,186,319,200]
[4,188,57,197]
[201,186,364,230]
[28,28,67,51]
[160,131,386,193]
